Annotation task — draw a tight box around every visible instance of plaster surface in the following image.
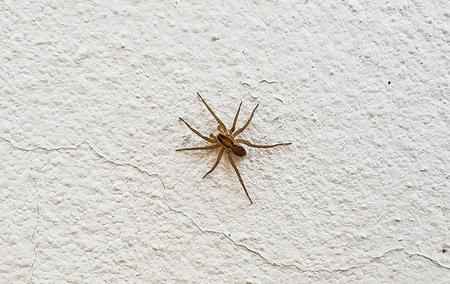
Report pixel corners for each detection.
[1,0,449,283]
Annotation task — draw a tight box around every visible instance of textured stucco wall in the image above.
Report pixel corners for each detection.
[1,1,449,283]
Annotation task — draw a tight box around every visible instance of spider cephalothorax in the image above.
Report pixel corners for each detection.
[176,93,291,203]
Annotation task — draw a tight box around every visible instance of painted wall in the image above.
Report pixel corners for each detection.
[1,1,449,283]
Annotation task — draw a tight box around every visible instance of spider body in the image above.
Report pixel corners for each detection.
[216,133,246,156]
[176,93,291,203]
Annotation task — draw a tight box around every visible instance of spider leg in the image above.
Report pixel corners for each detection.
[235,139,292,148]
[227,151,253,204]
[233,104,259,137]
[175,144,219,151]
[197,92,227,131]
[202,148,225,179]
[229,102,242,133]
[179,117,215,142]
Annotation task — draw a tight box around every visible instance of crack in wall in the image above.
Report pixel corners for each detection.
[29,172,40,284]
[161,194,450,274]
[0,136,82,152]
[2,137,449,275]
[260,79,277,84]
[0,136,165,186]
[84,141,167,189]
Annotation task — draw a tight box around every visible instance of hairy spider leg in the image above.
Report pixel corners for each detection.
[202,148,225,179]
[179,117,215,143]
[175,144,220,151]
[229,102,242,133]
[197,92,227,132]
[235,139,292,148]
[227,152,253,204]
[233,104,259,137]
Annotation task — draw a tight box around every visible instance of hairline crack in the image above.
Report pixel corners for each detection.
[2,137,449,274]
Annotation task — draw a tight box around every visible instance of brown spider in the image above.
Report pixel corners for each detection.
[176,93,292,203]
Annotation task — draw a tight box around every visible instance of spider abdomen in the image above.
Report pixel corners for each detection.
[231,144,247,156]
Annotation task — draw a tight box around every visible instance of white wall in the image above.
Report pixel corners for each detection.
[1,1,449,283]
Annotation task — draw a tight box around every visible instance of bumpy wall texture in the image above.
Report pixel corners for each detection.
[1,1,449,283]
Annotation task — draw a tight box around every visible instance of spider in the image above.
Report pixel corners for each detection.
[176,93,292,203]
